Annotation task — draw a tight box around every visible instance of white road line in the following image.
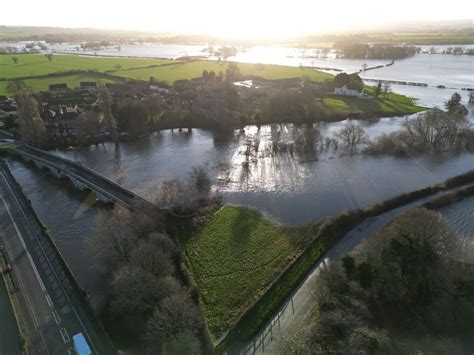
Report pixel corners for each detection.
[0,190,50,354]
[0,196,40,328]
[0,174,99,354]
[60,327,70,343]
[45,294,53,307]
[0,194,48,294]
[52,309,61,324]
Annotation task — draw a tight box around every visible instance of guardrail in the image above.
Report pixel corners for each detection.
[9,144,146,207]
[0,160,116,354]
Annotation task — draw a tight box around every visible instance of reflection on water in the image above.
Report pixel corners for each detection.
[8,118,474,296]
[8,162,105,302]
[13,120,474,221]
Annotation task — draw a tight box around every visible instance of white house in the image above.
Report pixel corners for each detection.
[150,84,170,95]
[334,85,363,97]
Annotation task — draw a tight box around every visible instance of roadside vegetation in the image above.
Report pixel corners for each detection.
[87,165,218,354]
[89,202,205,353]
[284,208,474,354]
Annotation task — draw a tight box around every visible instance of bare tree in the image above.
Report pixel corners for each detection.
[98,86,119,143]
[402,108,471,151]
[157,179,197,215]
[88,209,139,270]
[187,165,211,197]
[110,266,163,315]
[293,125,320,158]
[74,111,103,145]
[145,292,202,353]
[225,62,241,83]
[336,124,367,150]
[129,239,175,277]
[11,82,45,147]
[382,82,391,99]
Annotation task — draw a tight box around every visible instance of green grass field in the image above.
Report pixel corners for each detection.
[113,60,333,83]
[181,205,314,339]
[0,53,332,95]
[0,53,423,116]
[0,54,173,79]
[321,86,424,116]
[322,94,424,116]
[0,73,118,94]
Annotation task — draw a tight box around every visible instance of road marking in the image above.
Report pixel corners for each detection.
[45,294,53,307]
[60,327,70,343]
[0,178,50,354]
[1,173,98,354]
[42,315,52,325]
[0,195,48,293]
[52,309,61,324]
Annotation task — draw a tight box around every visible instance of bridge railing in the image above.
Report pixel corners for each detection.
[13,145,146,207]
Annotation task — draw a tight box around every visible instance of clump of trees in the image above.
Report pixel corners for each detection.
[334,41,418,60]
[336,123,367,150]
[10,82,46,147]
[158,165,213,215]
[333,72,364,91]
[74,111,104,145]
[366,93,473,155]
[285,208,474,354]
[117,99,149,138]
[88,200,205,354]
[293,125,321,158]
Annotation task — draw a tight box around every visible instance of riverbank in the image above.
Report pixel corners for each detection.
[167,170,474,351]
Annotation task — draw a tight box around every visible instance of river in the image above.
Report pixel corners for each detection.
[4,46,474,307]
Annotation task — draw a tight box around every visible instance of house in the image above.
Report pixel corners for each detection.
[150,84,170,95]
[41,105,79,138]
[79,82,98,92]
[0,109,16,120]
[334,85,364,97]
[49,83,69,94]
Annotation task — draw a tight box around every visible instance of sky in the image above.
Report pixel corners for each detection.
[3,0,473,38]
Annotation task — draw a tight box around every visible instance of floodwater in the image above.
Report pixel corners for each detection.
[4,45,474,300]
[439,197,474,238]
[8,118,474,297]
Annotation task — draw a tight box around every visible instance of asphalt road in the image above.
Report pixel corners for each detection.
[0,168,102,354]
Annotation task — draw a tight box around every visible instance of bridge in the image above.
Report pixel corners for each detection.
[4,144,146,207]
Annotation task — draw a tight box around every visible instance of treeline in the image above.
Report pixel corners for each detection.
[285,208,474,354]
[334,41,418,59]
[367,93,474,155]
[436,46,474,55]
